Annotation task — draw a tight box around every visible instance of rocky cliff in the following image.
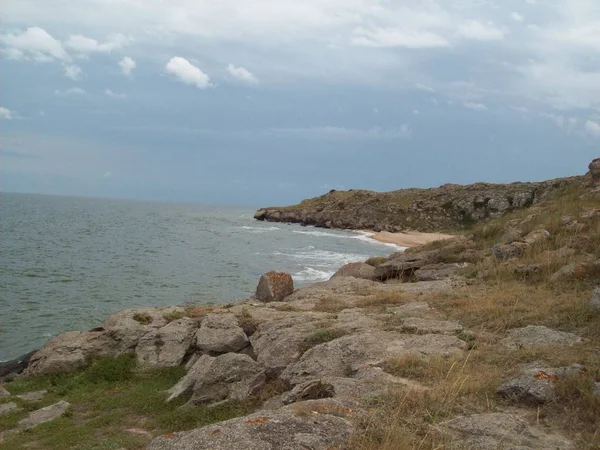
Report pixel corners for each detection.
[254,162,599,232]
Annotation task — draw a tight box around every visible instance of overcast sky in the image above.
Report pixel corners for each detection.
[1,0,599,205]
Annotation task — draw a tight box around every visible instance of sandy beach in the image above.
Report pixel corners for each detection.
[365,230,454,248]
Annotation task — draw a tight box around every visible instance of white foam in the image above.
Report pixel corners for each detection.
[235,226,281,233]
[292,230,349,238]
[293,267,334,282]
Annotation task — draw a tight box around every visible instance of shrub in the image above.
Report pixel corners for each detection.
[163,310,185,323]
[299,329,347,354]
[132,313,153,325]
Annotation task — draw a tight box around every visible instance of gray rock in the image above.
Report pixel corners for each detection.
[0,402,19,416]
[16,390,47,402]
[514,264,543,278]
[549,263,578,283]
[374,253,431,281]
[402,318,463,335]
[281,380,335,405]
[499,227,524,244]
[594,382,600,397]
[0,385,10,397]
[148,400,353,450]
[195,313,249,354]
[168,353,265,407]
[497,364,584,404]
[501,325,582,349]
[522,229,551,245]
[17,400,70,431]
[590,287,600,313]
[414,263,467,281]
[435,412,573,449]
[492,241,530,260]
[256,271,294,302]
[331,262,376,281]
[386,302,432,317]
[589,158,600,185]
[136,317,197,368]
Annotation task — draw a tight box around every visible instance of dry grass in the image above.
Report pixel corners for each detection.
[356,291,406,308]
[271,303,300,312]
[365,256,389,267]
[313,296,349,313]
[183,305,215,319]
[236,308,260,336]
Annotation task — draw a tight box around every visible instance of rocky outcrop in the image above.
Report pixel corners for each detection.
[255,175,583,232]
[195,313,249,354]
[588,158,600,186]
[501,325,582,349]
[255,272,294,302]
[16,400,70,431]
[331,262,376,280]
[0,351,36,381]
[136,317,197,368]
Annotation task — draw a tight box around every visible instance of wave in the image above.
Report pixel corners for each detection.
[235,226,281,233]
[293,267,335,282]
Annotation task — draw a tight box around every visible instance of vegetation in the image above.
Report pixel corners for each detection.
[299,329,347,354]
[364,256,388,267]
[131,313,153,325]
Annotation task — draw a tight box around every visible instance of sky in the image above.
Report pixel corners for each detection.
[0,0,599,206]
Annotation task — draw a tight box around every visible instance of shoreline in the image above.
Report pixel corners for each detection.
[364,230,454,249]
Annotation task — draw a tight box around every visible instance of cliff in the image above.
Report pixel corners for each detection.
[254,162,599,232]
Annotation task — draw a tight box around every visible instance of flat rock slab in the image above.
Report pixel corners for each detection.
[17,400,70,431]
[501,325,582,349]
[435,412,573,449]
[0,385,10,397]
[195,313,249,353]
[0,402,20,416]
[16,390,47,402]
[148,400,353,450]
[402,318,463,335]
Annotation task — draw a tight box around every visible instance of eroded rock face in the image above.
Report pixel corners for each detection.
[501,325,582,349]
[148,400,354,450]
[256,272,294,302]
[136,318,198,368]
[195,313,249,354]
[331,262,376,281]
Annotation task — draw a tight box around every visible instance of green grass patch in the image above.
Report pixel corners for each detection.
[299,328,347,354]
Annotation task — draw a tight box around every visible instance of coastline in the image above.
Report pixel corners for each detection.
[364,230,454,249]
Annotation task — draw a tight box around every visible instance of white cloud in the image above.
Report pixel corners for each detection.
[352,26,449,48]
[413,109,420,115]
[55,87,85,96]
[0,106,14,120]
[64,33,130,54]
[227,63,258,84]
[166,56,212,89]
[464,102,488,111]
[119,56,136,76]
[457,21,506,41]
[263,125,412,140]
[0,26,69,61]
[510,105,528,113]
[585,120,600,138]
[103,171,112,178]
[64,64,83,80]
[511,12,524,22]
[105,89,127,99]
[415,83,435,93]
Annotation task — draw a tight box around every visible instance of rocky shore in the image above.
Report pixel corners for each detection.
[1,159,599,449]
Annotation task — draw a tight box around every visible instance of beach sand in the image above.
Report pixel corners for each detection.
[365,230,454,248]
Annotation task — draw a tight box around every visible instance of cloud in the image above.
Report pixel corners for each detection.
[464,102,488,111]
[166,57,212,89]
[352,26,449,48]
[119,56,136,76]
[0,106,14,119]
[64,64,83,80]
[105,89,127,99]
[511,12,524,22]
[585,120,600,138]
[227,64,258,84]
[510,106,528,113]
[0,26,69,61]
[457,21,506,41]
[263,125,412,140]
[415,83,435,93]
[55,87,85,96]
[65,33,130,54]
[103,171,112,178]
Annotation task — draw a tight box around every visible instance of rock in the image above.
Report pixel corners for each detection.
[501,325,582,349]
[0,385,10,397]
[168,353,265,407]
[588,158,600,185]
[374,253,430,281]
[499,227,523,244]
[195,313,249,354]
[414,263,467,281]
[16,390,47,402]
[0,351,36,380]
[281,380,336,405]
[550,263,578,283]
[435,412,573,449]
[497,364,584,404]
[590,287,600,313]
[17,400,70,431]
[136,317,197,368]
[401,318,463,335]
[580,207,600,222]
[0,402,19,416]
[256,271,294,302]
[595,382,600,397]
[331,262,376,281]
[514,264,543,278]
[492,241,530,261]
[522,229,551,246]
[550,260,600,283]
[148,400,353,450]
[386,302,432,317]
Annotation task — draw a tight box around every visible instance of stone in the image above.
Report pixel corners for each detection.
[0,402,19,416]
[514,264,543,278]
[588,158,600,186]
[136,317,197,368]
[401,318,463,335]
[590,287,600,313]
[501,325,582,349]
[256,271,294,302]
[550,260,600,283]
[0,385,10,397]
[0,351,37,380]
[386,302,432,317]
[522,229,551,246]
[331,262,376,281]
[17,400,71,431]
[281,380,336,405]
[375,252,435,281]
[499,227,523,244]
[492,241,530,261]
[168,353,265,407]
[148,400,353,450]
[595,382,600,397]
[435,412,573,449]
[195,313,249,354]
[497,364,584,404]
[16,390,47,402]
[414,263,467,281]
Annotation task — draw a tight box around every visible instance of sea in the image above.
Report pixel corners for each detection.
[0,192,399,361]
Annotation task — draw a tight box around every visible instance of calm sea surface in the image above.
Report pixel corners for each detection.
[0,192,396,360]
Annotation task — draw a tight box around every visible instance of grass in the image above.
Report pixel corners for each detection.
[236,308,260,336]
[132,313,153,325]
[356,291,405,309]
[0,354,255,449]
[364,257,388,267]
[162,310,185,323]
[313,296,349,313]
[298,329,348,354]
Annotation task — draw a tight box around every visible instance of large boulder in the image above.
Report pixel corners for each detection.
[195,313,249,354]
[374,253,431,281]
[492,242,530,261]
[148,399,354,450]
[167,353,265,407]
[256,272,294,302]
[501,325,582,349]
[331,262,376,280]
[136,318,198,368]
